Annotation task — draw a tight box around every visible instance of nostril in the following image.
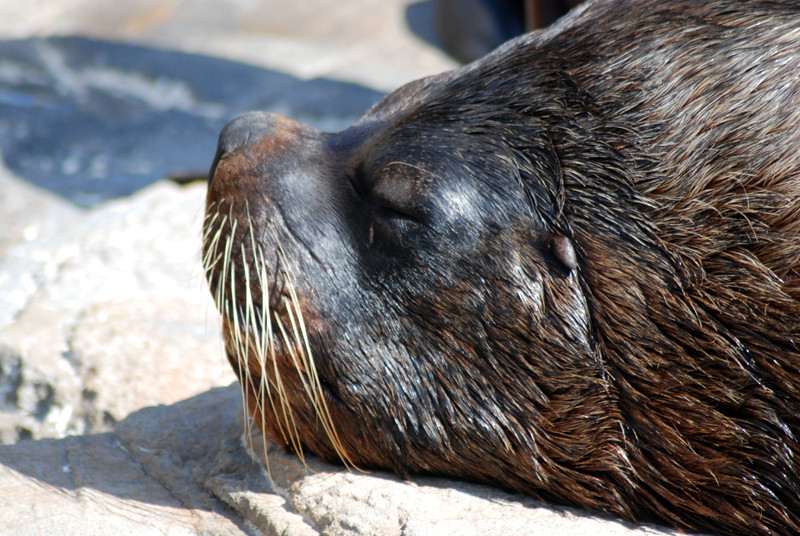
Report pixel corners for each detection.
[209,111,281,182]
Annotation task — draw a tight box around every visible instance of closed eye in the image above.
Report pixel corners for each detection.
[369,192,423,223]
[349,164,426,224]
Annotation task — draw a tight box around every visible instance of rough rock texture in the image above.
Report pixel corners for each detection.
[0,386,679,536]
[0,387,247,536]
[0,163,230,443]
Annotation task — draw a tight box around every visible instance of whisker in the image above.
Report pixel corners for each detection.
[204,204,354,474]
[283,272,356,468]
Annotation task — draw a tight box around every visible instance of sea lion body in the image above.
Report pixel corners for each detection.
[203,1,800,534]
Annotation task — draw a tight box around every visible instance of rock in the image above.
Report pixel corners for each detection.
[0,180,232,443]
[0,36,384,206]
[0,319,81,443]
[0,162,82,257]
[0,385,681,536]
[70,297,231,429]
[0,387,246,536]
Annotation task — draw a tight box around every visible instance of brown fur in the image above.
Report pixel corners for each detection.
[204,1,800,534]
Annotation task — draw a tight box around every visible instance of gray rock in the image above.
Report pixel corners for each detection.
[70,296,231,429]
[0,387,247,536]
[0,162,82,257]
[0,180,231,443]
[0,385,681,536]
[0,36,384,206]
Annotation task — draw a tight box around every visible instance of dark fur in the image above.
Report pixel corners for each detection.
[204,1,800,534]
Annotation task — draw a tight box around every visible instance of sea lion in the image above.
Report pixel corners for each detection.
[202,1,800,534]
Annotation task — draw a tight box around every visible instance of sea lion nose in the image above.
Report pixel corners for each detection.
[209,111,284,181]
[219,111,280,154]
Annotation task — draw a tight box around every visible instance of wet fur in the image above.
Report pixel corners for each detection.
[204,1,800,534]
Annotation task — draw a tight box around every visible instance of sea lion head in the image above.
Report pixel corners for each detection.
[203,58,604,477]
[203,2,800,534]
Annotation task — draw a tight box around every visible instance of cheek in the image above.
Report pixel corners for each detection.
[544,272,593,350]
[510,255,546,318]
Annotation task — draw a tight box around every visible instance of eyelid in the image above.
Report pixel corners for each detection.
[350,162,428,223]
[370,175,414,206]
[372,173,428,222]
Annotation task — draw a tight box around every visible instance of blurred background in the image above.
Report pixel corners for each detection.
[0,0,453,207]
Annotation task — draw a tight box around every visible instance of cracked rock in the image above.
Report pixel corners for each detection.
[0,386,681,536]
[0,176,230,443]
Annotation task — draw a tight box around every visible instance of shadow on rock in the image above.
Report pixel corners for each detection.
[0,387,256,518]
[0,37,384,207]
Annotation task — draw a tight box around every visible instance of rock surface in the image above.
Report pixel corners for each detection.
[0,36,384,205]
[0,164,229,443]
[0,1,688,535]
[1,385,678,536]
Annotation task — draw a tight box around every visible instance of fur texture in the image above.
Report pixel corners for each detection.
[204,1,800,534]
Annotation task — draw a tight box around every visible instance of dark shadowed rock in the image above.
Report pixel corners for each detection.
[0,37,383,206]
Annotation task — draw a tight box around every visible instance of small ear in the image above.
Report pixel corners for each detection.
[551,234,578,272]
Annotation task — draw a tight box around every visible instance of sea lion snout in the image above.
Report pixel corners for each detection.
[217,111,283,154]
[210,111,279,181]
[209,111,323,187]
[206,108,350,286]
